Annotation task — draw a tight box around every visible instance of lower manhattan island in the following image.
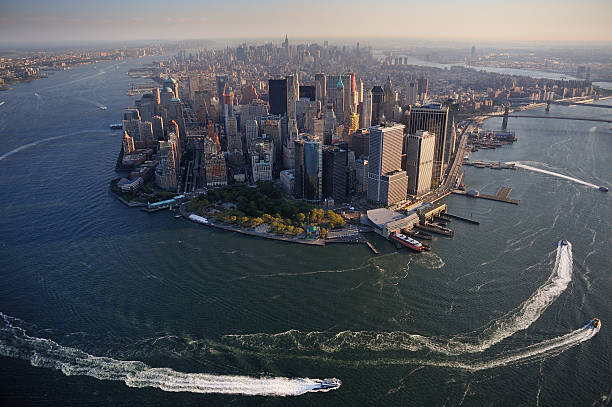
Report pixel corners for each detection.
[1,2,611,405]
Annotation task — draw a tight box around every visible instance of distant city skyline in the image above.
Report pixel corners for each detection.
[1,0,611,43]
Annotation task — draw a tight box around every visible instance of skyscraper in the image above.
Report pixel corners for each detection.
[323,144,350,202]
[406,81,418,106]
[367,123,408,207]
[294,136,322,202]
[361,89,372,129]
[216,75,228,104]
[405,131,435,196]
[251,138,273,182]
[405,104,449,184]
[334,77,344,123]
[371,86,384,125]
[268,79,287,116]
[286,73,299,121]
[315,73,326,110]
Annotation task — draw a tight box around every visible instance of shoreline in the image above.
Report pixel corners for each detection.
[179,204,326,246]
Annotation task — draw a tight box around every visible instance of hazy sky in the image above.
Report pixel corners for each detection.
[1,0,611,44]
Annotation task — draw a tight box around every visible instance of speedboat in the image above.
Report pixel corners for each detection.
[311,378,342,391]
[584,318,601,330]
[558,240,569,247]
[599,186,608,192]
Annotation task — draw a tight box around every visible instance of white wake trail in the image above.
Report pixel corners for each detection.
[508,161,600,189]
[0,130,100,162]
[0,313,338,397]
[227,242,575,356]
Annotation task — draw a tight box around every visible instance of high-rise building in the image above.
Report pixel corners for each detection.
[351,128,370,158]
[405,131,435,196]
[268,79,287,116]
[406,81,418,106]
[323,144,350,201]
[294,136,322,201]
[245,119,259,147]
[205,153,228,186]
[122,131,135,154]
[333,77,344,123]
[383,77,395,120]
[156,132,180,190]
[361,89,372,129]
[417,77,428,101]
[226,116,241,152]
[251,138,273,182]
[371,86,384,125]
[404,104,448,184]
[355,158,368,194]
[314,73,326,110]
[299,85,315,101]
[151,115,164,140]
[367,123,408,207]
[286,73,299,120]
[216,75,229,104]
[283,119,299,169]
[470,45,477,65]
[260,116,282,171]
[323,104,336,145]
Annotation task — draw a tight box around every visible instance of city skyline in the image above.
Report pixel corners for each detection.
[1,0,611,43]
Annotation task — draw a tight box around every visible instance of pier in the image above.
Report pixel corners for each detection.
[365,241,379,254]
[445,213,480,225]
[454,187,519,205]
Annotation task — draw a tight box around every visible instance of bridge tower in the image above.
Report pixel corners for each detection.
[501,105,509,130]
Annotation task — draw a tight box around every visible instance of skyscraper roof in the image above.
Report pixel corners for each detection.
[337,77,344,89]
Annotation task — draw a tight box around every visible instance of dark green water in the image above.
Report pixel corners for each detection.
[0,58,610,406]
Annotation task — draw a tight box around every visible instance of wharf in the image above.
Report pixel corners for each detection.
[453,187,520,205]
[445,213,480,225]
[365,241,379,254]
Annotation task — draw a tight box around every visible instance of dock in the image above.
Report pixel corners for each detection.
[479,187,519,204]
[365,241,379,254]
[453,187,519,205]
[445,213,480,225]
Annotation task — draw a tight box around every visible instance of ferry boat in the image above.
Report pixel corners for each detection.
[391,233,429,252]
[311,378,342,391]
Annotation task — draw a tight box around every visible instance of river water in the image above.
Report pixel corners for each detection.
[0,57,610,406]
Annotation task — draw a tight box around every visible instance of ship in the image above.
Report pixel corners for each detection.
[584,318,601,331]
[391,233,429,252]
[310,378,342,391]
[404,229,432,240]
[109,123,123,130]
[558,239,569,247]
[599,186,608,192]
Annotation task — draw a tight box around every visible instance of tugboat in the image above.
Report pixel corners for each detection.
[391,233,427,252]
[599,186,608,192]
[311,378,342,391]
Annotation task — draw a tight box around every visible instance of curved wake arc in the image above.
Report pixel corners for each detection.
[226,242,575,356]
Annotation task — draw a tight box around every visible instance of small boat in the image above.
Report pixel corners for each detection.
[558,239,569,247]
[174,214,182,219]
[599,186,608,192]
[311,378,341,391]
[584,318,601,331]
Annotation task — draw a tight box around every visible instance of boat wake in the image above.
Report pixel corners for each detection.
[507,161,600,189]
[0,130,100,162]
[225,242,574,356]
[0,313,339,397]
[364,325,599,372]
